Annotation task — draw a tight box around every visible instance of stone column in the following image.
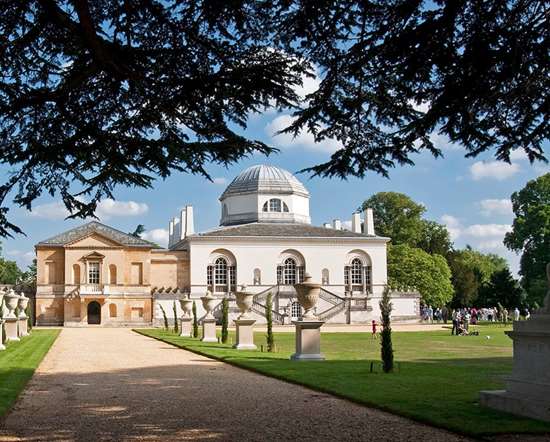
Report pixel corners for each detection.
[234,318,257,350]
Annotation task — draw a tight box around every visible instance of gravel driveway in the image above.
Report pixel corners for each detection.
[0,328,471,441]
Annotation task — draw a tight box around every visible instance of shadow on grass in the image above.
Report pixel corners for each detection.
[135,328,550,438]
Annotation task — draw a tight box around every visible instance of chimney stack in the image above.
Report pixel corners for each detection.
[172,217,180,242]
[351,212,361,233]
[323,222,332,229]
[364,208,375,235]
[168,220,174,247]
[184,205,194,236]
[333,219,342,230]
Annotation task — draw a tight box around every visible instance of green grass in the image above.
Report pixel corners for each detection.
[0,329,60,417]
[136,325,550,437]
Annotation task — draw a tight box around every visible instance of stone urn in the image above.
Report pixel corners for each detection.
[179,297,193,317]
[4,290,20,320]
[18,293,29,318]
[235,285,255,319]
[201,291,217,319]
[0,289,4,315]
[294,273,321,319]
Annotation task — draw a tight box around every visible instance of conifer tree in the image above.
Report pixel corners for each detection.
[192,301,198,338]
[266,293,274,352]
[221,298,229,344]
[379,286,394,373]
[173,301,179,334]
[159,304,169,331]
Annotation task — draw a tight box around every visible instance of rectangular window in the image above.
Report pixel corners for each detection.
[88,262,100,284]
[229,266,236,289]
[207,265,213,286]
[365,265,372,292]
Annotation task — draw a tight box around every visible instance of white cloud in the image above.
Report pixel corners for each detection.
[5,250,35,264]
[462,224,512,238]
[429,132,462,151]
[212,177,228,185]
[294,67,321,100]
[410,100,430,113]
[479,199,512,217]
[509,150,529,161]
[441,215,462,241]
[470,161,520,181]
[141,228,169,247]
[476,239,506,251]
[29,198,148,221]
[265,114,342,153]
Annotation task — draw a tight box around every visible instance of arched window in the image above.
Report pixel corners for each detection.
[72,264,81,285]
[253,268,261,285]
[322,268,329,285]
[109,264,117,285]
[214,257,228,286]
[351,258,363,285]
[283,258,297,285]
[283,202,289,212]
[269,198,281,212]
[262,201,269,212]
[291,301,302,319]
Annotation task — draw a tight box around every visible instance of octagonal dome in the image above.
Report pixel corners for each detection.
[219,165,311,226]
[220,165,309,199]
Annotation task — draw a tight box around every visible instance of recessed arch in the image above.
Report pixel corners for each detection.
[208,249,236,266]
[345,249,372,267]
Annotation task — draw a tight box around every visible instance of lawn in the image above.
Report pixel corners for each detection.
[136,325,550,437]
[0,329,60,417]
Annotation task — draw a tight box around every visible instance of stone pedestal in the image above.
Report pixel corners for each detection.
[290,320,325,361]
[180,316,192,337]
[480,313,550,421]
[4,318,19,342]
[201,318,217,342]
[0,320,5,350]
[18,317,28,337]
[233,318,257,350]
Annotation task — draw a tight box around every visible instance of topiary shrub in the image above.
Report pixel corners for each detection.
[266,293,274,352]
[173,301,179,334]
[192,301,198,338]
[221,297,229,344]
[159,304,169,330]
[379,286,394,373]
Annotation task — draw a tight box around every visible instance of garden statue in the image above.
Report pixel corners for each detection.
[179,295,193,337]
[480,262,550,422]
[17,293,30,337]
[200,290,217,342]
[291,274,325,361]
[233,285,257,350]
[3,290,20,342]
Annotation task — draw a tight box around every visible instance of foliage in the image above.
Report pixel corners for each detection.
[265,293,274,352]
[21,259,37,288]
[0,1,547,236]
[172,301,178,334]
[0,258,22,284]
[447,248,508,307]
[139,325,550,436]
[477,268,525,309]
[379,286,394,373]
[388,244,453,307]
[360,193,426,245]
[130,225,145,238]
[221,297,229,344]
[192,301,198,338]
[159,304,169,331]
[26,303,32,331]
[0,330,59,418]
[417,220,453,257]
[504,173,550,306]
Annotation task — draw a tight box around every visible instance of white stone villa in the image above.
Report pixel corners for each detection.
[35,164,419,326]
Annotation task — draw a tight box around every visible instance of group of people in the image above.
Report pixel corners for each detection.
[419,304,532,336]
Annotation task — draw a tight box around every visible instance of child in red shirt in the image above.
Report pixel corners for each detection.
[372,319,377,339]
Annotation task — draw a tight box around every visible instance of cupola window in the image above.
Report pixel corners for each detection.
[262,198,289,213]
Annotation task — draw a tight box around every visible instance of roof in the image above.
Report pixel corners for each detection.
[36,221,161,248]
[220,165,309,199]
[187,223,389,240]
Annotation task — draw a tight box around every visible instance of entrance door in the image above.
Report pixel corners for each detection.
[87,301,101,325]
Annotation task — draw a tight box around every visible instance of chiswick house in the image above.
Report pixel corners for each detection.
[34,164,420,327]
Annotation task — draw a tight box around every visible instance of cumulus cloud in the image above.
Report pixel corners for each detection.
[479,199,513,217]
[429,132,461,151]
[476,239,507,251]
[470,161,520,181]
[265,114,342,153]
[142,228,169,247]
[441,214,462,241]
[212,177,228,185]
[29,198,148,221]
[463,224,512,237]
[5,249,35,264]
[509,150,529,161]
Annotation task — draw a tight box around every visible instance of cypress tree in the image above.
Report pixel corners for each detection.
[221,297,229,344]
[266,293,274,352]
[173,301,179,334]
[379,286,394,373]
[159,304,169,331]
[192,301,199,338]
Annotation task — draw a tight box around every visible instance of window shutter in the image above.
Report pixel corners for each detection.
[344,266,350,287]
[298,266,304,283]
[207,265,213,287]
[276,265,282,284]
[365,265,372,292]
[229,266,236,290]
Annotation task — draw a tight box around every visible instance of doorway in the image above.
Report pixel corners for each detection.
[87,301,101,325]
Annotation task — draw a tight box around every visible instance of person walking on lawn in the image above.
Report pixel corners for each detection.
[451,309,459,335]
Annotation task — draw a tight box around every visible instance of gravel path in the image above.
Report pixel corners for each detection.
[0,328,471,441]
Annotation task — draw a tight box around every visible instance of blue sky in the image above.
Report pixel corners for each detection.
[1,79,548,275]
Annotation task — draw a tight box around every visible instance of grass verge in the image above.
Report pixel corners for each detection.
[135,326,550,437]
[0,329,60,417]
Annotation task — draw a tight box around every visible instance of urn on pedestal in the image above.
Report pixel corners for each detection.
[291,274,324,361]
[201,291,218,342]
[201,291,217,319]
[3,290,20,342]
[17,293,30,337]
[233,285,257,350]
[179,297,194,337]
[235,285,255,319]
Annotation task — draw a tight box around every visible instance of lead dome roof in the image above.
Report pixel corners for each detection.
[220,165,309,199]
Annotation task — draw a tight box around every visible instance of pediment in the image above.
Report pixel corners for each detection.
[82,251,105,260]
[66,233,123,248]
